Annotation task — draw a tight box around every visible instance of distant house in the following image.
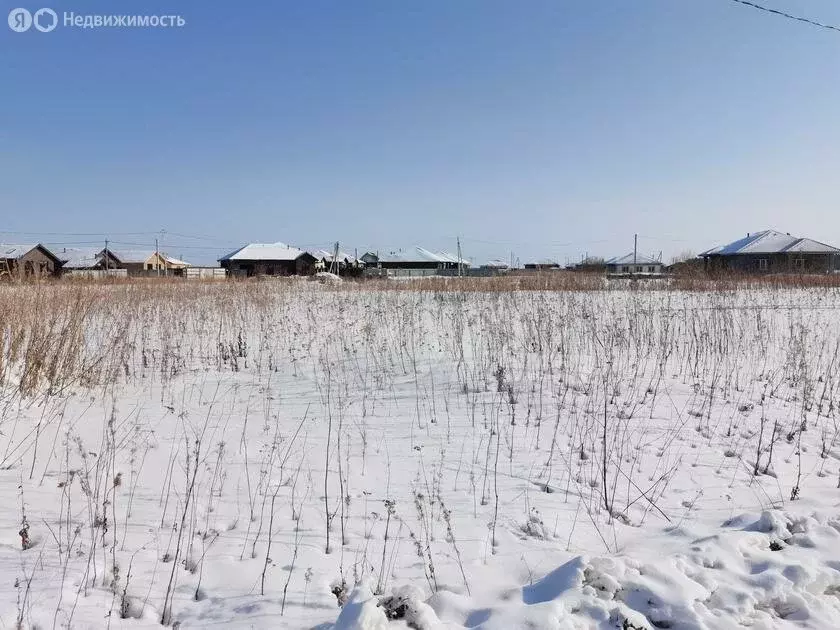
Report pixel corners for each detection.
[482,259,510,271]
[362,247,469,277]
[0,244,62,278]
[56,249,128,278]
[605,253,663,275]
[218,243,317,277]
[309,248,362,275]
[570,256,607,273]
[524,260,560,271]
[160,254,191,275]
[97,249,191,276]
[57,248,106,272]
[700,230,840,274]
[107,250,162,274]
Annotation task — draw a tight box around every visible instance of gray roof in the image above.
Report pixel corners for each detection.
[309,248,359,264]
[374,247,469,266]
[606,253,662,266]
[0,243,62,263]
[219,242,309,262]
[0,243,39,259]
[55,247,103,269]
[108,250,157,264]
[161,254,191,267]
[700,230,840,257]
[415,247,470,266]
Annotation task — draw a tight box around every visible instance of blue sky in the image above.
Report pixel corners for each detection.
[2,0,839,265]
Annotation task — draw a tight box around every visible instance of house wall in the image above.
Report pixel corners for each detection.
[149,253,167,271]
[379,261,446,271]
[365,260,465,276]
[705,253,835,274]
[105,253,172,276]
[136,253,168,272]
[97,253,121,271]
[4,248,60,278]
[607,264,663,274]
[295,257,316,275]
[221,258,315,277]
[121,262,147,276]
[65,269,128,280]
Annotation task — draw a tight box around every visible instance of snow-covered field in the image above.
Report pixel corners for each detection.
[2,281,840,629]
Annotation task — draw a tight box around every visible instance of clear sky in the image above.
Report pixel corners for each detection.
[2,0,839,265]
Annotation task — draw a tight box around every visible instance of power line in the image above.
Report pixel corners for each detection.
[728,0,840,33]
[637,234,691,244]
[456,236,612,248]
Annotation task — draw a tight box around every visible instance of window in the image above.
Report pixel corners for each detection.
[794,258,805,271]
[146,263,153,270]
[758,258,768,271]
[622,266,629,273]
[648,266,655,273]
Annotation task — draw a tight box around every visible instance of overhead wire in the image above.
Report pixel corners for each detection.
[728,0,840,33]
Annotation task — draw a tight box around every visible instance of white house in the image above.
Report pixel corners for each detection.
[605,253,663,275]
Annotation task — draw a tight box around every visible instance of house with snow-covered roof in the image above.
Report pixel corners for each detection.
[360,247,470,277]
[699,230,840,274]
[308,248,362,274]
[0,243,63,278]
[218,242,317,277]
[605,253,663,275]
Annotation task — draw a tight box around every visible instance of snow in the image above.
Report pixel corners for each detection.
[219,242,307,262]
[312,271,344,284]
[310,249,359,264]
[0,243,40,258]
[56,247,103,269]
[336,510,840,629]
[700,230,840,256]
[783,239,839,254]
[604,253,661,266]
[108,249,159,264]
[374,248,468,265]
[2,284,840,629]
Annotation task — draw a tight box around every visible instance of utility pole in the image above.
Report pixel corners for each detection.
[155,236,160,277]
[633,234,638,267]
[104,239,109,274]
[332,241,340,276]
[159,229,167,276]
[456,236,463,277]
